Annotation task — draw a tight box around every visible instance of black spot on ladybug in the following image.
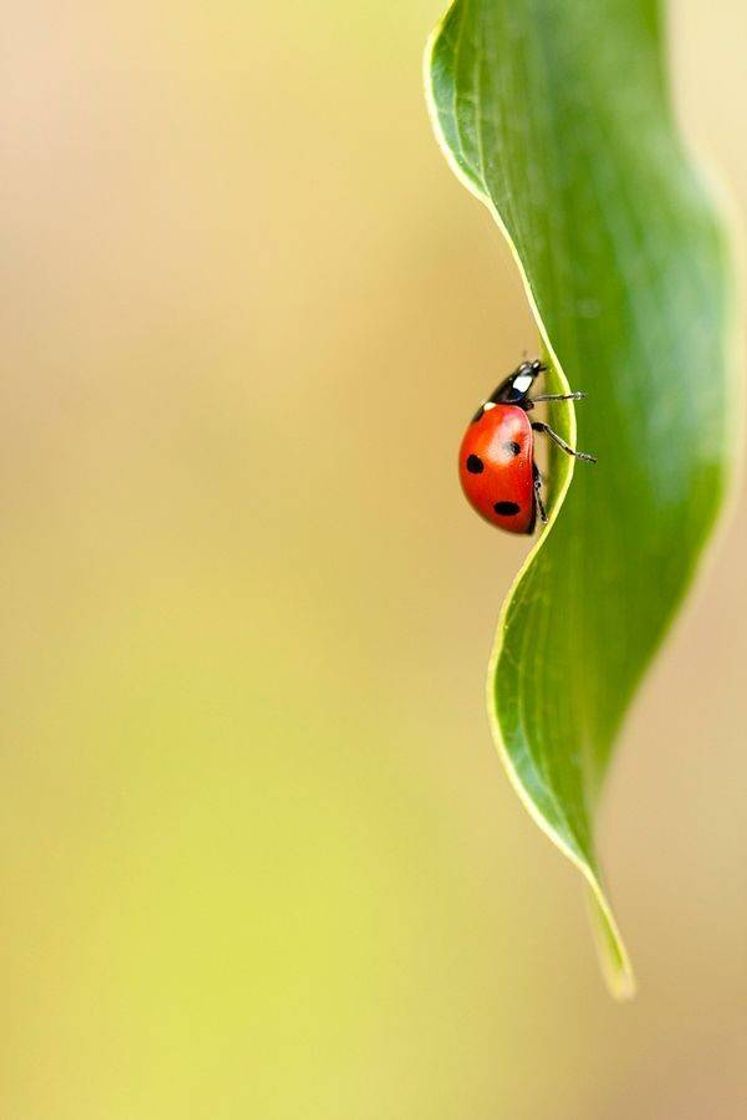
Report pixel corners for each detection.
[504,440,521,457]
[494,501,521,516]
[466,454,484,474]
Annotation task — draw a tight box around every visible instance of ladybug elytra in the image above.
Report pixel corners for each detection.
[459,358,596,534]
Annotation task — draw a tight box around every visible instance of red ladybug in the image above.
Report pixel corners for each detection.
[459,358,596,534]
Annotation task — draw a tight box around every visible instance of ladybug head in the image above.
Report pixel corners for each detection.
[489,359,546,406]
[516,358,545,378]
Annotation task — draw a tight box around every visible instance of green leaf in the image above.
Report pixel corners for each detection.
[425,0,737,997]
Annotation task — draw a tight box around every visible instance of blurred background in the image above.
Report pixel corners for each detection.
[2,1,745,1117]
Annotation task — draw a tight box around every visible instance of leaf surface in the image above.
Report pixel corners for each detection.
[426,0,737,996]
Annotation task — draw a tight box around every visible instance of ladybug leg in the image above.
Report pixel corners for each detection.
[531,421,597,463]
[533,463,548,524]
[530,390,586,403]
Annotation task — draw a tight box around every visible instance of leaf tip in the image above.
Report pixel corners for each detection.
[586,887,636,1002]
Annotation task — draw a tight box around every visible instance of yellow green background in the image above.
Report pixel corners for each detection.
[2,2,745,1116]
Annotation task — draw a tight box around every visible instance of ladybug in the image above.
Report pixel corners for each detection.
[459,358,596,534]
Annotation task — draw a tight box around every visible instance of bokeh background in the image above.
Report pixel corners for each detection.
[2,2,746,1117]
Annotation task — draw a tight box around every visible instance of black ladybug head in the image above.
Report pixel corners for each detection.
[517,358,545,377]
[488,358,545,407]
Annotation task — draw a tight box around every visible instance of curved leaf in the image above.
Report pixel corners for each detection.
[425,0,737,997]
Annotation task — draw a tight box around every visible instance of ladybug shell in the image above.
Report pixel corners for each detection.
[459,404,535,534]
